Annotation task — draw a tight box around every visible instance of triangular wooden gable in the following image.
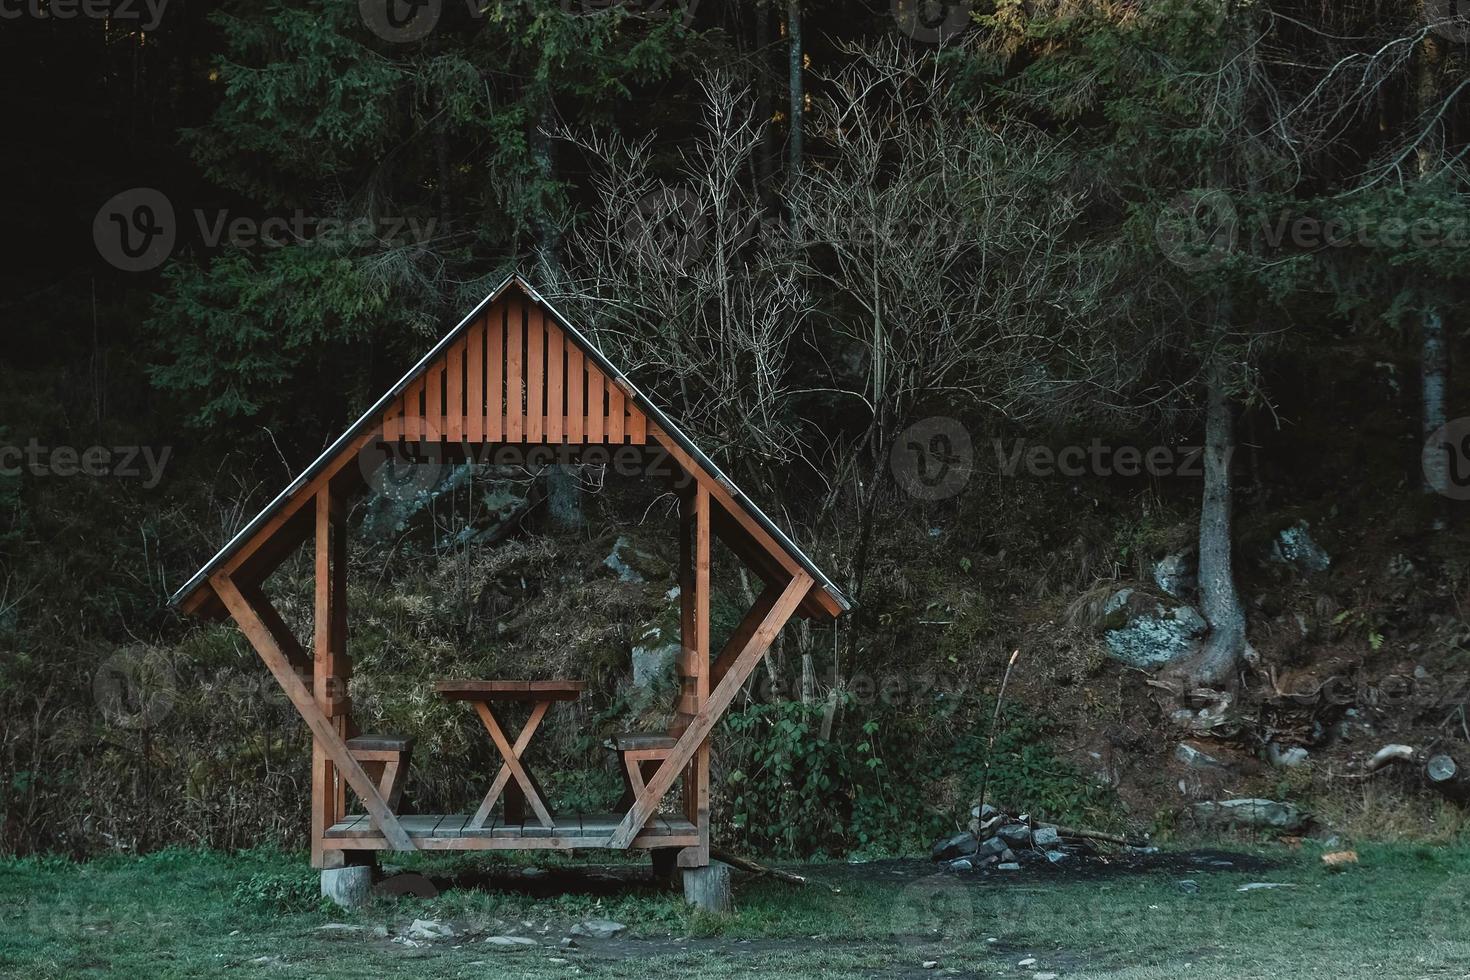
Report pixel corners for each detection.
[172,276,848,622]
[380,291,649,447]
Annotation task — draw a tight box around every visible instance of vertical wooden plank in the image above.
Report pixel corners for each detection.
[507,299,524,442]
[607,381,626,444]
[467,318,484,443]
[382,405,400,442]
[312,491,334,868]
[627,403,647,445]
[566,344,584,444]
[546,324,564,444]
[426,360,443,443]
[527,307,544,443]
[447,339,464,443]
[487,306,504,442]
[585,366,604,444]
[693,485,711,852]
[677,486,697,825]
[400,381,419,443]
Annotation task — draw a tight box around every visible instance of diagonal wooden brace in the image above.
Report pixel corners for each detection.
[605,570,813,849]
[213,573,415,851]
[469,700,553,829]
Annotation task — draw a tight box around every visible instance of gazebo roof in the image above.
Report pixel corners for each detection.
[171,274,850,621]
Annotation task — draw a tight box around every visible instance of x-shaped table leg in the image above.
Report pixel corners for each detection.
[468,700,553,829]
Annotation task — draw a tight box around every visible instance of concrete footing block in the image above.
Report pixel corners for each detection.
[321,864,374,909]
[681,860,732,914]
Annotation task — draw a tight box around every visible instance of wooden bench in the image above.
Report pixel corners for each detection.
[346,735,414,811]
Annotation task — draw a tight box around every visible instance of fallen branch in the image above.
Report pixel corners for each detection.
[710,847,838,892]
[1366,743,1418,772]
[1036,822,1142,848]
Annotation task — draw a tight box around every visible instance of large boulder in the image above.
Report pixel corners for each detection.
[1191,798,1307,832]
[603,536,671,584]
[1101,588,1208,669]
[630,587,683,689]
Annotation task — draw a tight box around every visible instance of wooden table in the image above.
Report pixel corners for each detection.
[434,680,585,831]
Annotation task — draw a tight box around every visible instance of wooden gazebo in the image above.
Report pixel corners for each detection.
[170,275,849,900]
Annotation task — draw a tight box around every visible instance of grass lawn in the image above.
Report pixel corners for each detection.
[2,841,1469,978]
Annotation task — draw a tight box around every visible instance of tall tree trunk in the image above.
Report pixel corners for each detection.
[1192,342,1247,685]
[754,0,776,204]
[1415,18,1450,499]
[787,0,803,181]
[531,94,584,530]
[1423,306,1449,496]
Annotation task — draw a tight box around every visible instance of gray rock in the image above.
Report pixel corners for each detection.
[631,627,680,688]
[408,919,456,941]
[1176,879,1199,894]
[1102,588,1208,669]
[997,862,1021,871]
[1043,850,1069,864]
[996,824,1034,848]
[947,858,974,872]
[1268,744,1309,768]
[485,935,537,948]
[931,832,979,862]
[602,537,669,584]
[976,837,1010,860]
[1268,520,1331,574]
[1031,826,1060,848]
[1153,551,1198,598]
[1176,742,1229,770]
[569,919,627,940]
[1192,798,1307,831]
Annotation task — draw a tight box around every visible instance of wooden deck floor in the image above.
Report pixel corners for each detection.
[323,812,698,851]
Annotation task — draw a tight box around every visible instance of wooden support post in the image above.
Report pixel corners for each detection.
[688,485,711,865]
[608,568,812,850]
[213,573,415,852]
[312,489,352,868]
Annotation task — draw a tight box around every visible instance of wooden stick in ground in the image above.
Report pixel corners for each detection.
[974,649,1021,818]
